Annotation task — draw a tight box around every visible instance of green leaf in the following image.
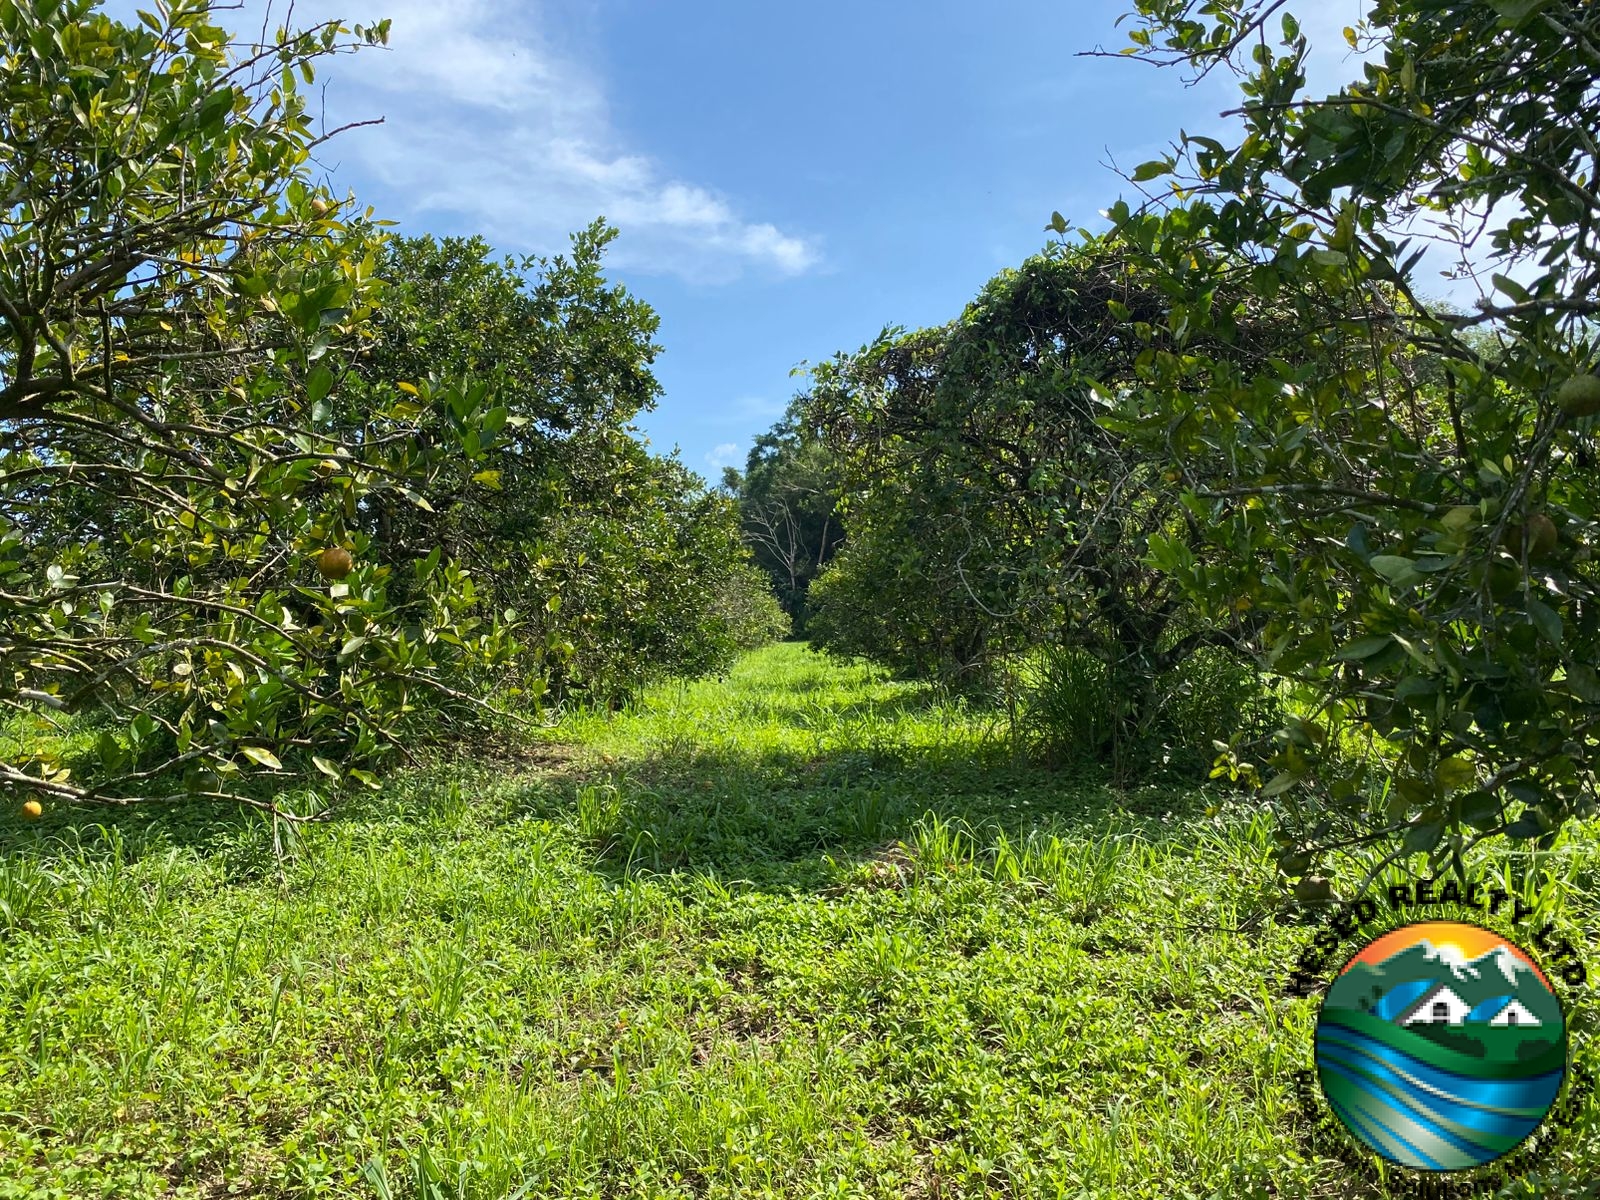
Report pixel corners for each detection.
[1458,791,1501,831]
[1568,666,1600,704]
[1488,0,1550,29]
[1261,772,1300,796]
[1131,159,1174,183]
[1436,756,1476,792]
[240,745,283,770]
[1335,633,1392,660]
[311,755,342,779]
[1369,555,1419,585]
[1403,819,1445,855]
[1505,810,1546,839]
[1527,598,1562,647]
[306,364,334,405]
[1490,273,1531,304]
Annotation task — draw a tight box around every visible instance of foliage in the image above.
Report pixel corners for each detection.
[0,0,528,814]
[1019,643,1276,775]
[710,560,793,652]
[722,411,844,630]
[802,242,1280,763]
[346,230,748,707]
[803,480,994,687]
[1102,0,1600,882]
[353,226,663,590]
[526,447,759,707]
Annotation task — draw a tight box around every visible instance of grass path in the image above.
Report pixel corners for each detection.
[2,643,1596,1197]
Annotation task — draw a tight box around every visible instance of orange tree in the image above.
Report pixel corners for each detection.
[0,1,517,815]
[1098,0,1600,887]
[802,240,1291,766]
[349,229,767,709]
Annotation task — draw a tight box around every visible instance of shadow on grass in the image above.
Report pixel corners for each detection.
[0,676,1221,909]
[500,737,1219,894]
[0,736,578,884]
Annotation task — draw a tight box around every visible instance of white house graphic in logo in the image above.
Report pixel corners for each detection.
[1399,981,1543,1029]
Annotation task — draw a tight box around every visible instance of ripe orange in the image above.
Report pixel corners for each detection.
[316,546,354,580]
[20,800,43,820]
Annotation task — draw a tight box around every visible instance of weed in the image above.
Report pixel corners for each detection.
[1,644,1596,1197]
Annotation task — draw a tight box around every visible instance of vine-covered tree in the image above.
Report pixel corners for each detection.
[802,240,1288,763]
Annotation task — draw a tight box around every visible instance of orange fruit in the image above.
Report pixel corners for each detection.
[316,546,354,580]
[20,800,43,820]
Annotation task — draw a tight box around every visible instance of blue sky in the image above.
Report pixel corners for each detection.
[108,0,1371,478]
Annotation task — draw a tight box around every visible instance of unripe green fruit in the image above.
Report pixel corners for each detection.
[316,546,354,580]
[1487,559,1522,599]
[1502,512,1559,561]
[1293,875,1335,904]
[1556,374,1600,418]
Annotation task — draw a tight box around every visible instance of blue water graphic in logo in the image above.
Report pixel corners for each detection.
[1313,920,1567,1172]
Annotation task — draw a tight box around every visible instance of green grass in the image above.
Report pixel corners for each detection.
[3,643,1599,1197]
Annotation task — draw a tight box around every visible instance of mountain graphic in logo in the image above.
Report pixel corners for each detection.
[1315,920,1567,1172]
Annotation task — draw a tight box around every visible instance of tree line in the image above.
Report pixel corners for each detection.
[0,0,785,821]
[730,0,1600,891]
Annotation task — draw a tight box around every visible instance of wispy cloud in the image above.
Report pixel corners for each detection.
[735,395,788,421]
[167,0,821,282]
[704,442,742,471]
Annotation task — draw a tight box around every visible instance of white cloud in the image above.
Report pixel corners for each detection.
[704,442,742,470]
[105,0,820,283]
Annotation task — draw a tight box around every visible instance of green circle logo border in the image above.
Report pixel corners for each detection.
[1313,918,1569,1174]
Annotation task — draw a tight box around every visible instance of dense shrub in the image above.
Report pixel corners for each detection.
[522,449,758,707]
[711,562,793,652]
[1018,644,1277,777]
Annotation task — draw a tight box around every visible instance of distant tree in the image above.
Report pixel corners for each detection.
[725,410,844,630]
